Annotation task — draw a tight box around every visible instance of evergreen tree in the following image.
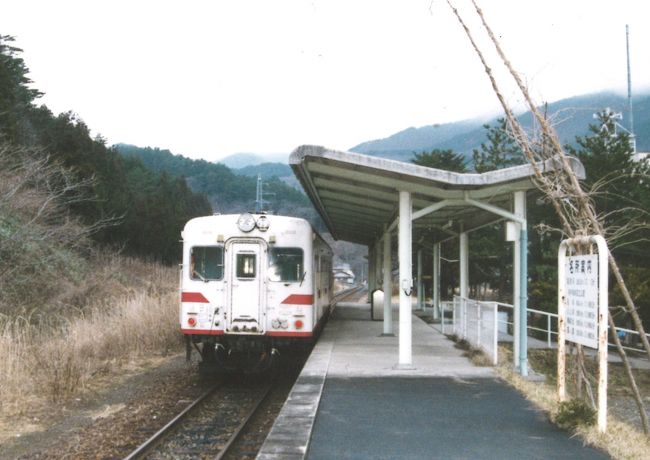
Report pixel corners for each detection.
[0,35,43,143]
[567,110,650,326]
[472,118,525,172]
[567,109,648,229]
[411,148,467,172]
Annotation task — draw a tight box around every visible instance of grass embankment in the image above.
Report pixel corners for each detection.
[495,346,650,460]
[0,255,182,418]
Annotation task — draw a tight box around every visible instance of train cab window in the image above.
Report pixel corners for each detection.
[236,253,257,278]
[268,248,303,282]
[190,246,224,281]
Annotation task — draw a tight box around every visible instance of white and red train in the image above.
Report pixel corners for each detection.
[180,213,333,372]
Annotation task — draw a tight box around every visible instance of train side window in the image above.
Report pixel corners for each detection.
[268,248,303,282]
[236,253,257,278]
[190,246,224,281]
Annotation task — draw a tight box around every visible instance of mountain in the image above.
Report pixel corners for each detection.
[233,162,292,178]
[232,162,300,190]
[350,92,650,163]
[115,144,316,221]
[351,119,484,160]
[218,152,288,168]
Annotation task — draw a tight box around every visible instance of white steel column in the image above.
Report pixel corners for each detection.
[513,217,521,369]
[376,240,382,292]
[417,249,423,310]
[432,242,440,320]
[382,228,393,335]
[514,190,528,375]
[367,245,376,302]
[398,191,413,368]
[459,231,469,299]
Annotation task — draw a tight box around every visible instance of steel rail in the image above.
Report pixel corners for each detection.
[331,285,365,303]
[123,382,221,460]
[214,382,274,460]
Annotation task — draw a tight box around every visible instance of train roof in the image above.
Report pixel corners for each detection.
[182,213,330,250]
[184,213,310,228]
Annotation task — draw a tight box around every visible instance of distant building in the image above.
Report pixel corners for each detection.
[333,264,355,285]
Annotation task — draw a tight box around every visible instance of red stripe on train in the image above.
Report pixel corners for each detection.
[181,328,224,335]
[280,294,314,305]
[181,292,209,303]
[267,331,314,337]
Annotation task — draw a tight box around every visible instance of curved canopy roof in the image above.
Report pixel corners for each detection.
[290,145,585,246]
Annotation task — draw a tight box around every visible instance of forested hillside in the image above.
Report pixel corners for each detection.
[0,35,210,264]
[115,144,315,222]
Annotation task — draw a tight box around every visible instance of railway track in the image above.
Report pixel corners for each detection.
[332,284,366,303]
[124,287,362,460]
[124,377,274,460]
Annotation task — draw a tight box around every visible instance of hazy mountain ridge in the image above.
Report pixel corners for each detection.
[216,92,649,168]
[217,152,288,168]
[233,162,292,178]
[351,92,650,162]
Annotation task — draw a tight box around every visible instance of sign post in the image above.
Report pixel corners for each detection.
[558,235,608,433]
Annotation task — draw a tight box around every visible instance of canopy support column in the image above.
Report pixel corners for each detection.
[397,190,413,368]
[459,230,468,299]
[417,249,423,311]
[513,190,528,376]
[432,242,440,320]
[367,245,376,302]
[382,227,394,336]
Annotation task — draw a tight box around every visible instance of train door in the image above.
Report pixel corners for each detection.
[226,240,265,333]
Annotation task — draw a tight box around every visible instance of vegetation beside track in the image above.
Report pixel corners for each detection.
[496,346,650,460]
[0,256,182,421]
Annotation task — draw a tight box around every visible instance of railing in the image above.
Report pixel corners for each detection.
[440,299,650,356]
[438,296,498,365]
[495,303,559,348]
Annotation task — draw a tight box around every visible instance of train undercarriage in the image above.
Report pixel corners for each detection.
[187,334,314,375]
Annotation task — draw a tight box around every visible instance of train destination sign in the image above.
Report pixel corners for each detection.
[564,254,599,349]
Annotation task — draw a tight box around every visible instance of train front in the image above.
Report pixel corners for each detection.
[179,213,322,373]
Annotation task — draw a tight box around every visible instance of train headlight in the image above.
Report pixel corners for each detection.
[280,319,288,329]
[237,213,256,232]
[256,215,270,232]
[272,319,280,329]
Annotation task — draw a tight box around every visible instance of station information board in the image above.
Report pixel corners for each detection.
[564,254,599,349]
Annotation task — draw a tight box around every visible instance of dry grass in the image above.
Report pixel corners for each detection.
[496,346,650,459]
[0,255,182,418]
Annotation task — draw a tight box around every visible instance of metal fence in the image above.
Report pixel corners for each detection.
[437,299,650,359]
[441,296,498,365]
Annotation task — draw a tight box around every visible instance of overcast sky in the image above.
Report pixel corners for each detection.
[2,0,648,161]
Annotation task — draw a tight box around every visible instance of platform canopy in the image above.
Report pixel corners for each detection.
[290,145,585,245]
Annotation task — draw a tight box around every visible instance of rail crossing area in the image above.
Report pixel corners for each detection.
[257,146,609,459]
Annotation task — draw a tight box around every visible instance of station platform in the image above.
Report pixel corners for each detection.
[257,301,608,459]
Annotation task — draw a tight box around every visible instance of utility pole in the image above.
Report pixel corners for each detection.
[626,24,637,154]
[255,174,275,213]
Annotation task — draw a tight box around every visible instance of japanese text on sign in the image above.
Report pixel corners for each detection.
[564,254,599,348]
